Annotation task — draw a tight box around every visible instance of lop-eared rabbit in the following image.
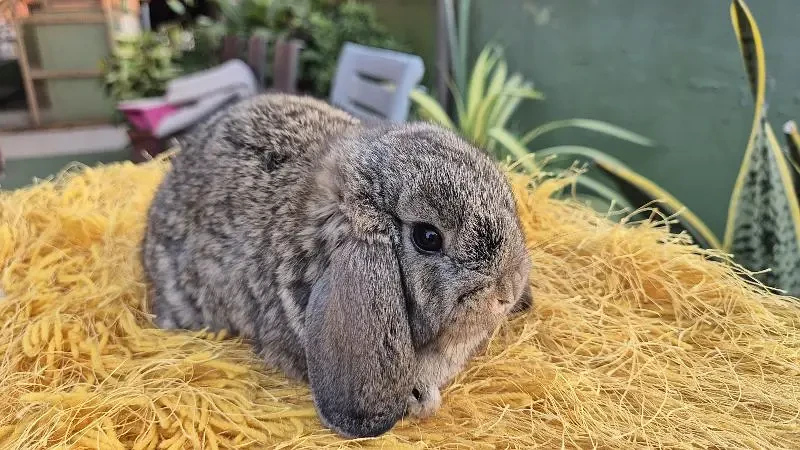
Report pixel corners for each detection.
[143,94,532,438]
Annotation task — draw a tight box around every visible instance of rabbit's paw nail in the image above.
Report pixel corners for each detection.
[406,385,441,419]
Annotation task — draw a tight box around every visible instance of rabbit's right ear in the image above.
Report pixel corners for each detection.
[305,236,415,438]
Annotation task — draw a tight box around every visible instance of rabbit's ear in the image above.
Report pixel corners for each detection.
[305,237,415,438]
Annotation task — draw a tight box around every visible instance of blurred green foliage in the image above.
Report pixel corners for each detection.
[101,32,182,102]
[177,0,407,97]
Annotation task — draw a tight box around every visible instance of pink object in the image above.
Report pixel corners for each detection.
[117,98,179,132]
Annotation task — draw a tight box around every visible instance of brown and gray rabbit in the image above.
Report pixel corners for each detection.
[142,93,533,438]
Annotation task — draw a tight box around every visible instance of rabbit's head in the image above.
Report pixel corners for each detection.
[304,122,532,438]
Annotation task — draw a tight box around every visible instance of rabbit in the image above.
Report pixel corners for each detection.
[142,93,533,438]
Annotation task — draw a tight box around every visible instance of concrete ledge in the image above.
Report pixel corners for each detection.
[0,125,130,160]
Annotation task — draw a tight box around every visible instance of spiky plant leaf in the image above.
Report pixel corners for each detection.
[724,0,800,295]
[488,128,540,174]
[533,145,721,249]
[519,118,654,147]
[463,46,501,137]
[573,176,635,212]
[784,121,800,174]
[409,88,456,130]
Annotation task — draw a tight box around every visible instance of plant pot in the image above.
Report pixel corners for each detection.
[118,98,178,132]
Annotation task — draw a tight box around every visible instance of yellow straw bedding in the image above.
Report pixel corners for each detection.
[0,157,798,449]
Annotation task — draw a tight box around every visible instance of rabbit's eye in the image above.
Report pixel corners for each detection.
[411,223,443,253]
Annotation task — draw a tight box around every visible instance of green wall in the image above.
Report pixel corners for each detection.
[470,0,800,238]
[368,0,437,88]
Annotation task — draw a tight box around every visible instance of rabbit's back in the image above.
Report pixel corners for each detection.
[142,94,360,379]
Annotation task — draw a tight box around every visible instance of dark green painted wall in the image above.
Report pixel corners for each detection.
[368,0,437,88]
[471,0,800,237]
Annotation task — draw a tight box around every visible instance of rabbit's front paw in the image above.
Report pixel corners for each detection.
[406,384,441,419]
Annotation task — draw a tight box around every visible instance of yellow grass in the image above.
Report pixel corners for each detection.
[1,156,799,449]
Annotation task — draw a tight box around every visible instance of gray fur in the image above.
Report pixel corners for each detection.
[142,93,532,438]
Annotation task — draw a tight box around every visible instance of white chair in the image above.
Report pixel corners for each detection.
[329,42,425,123]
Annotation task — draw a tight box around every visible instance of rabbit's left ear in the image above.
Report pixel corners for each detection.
[305,236,415,438]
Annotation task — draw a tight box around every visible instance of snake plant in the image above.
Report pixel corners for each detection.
[722,0,800,295]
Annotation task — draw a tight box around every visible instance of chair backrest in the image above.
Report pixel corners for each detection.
[245,35,268,89]
[271,39,304,94]
[219,35,244,63]
[219,35,301,93]
[329,42,425,123]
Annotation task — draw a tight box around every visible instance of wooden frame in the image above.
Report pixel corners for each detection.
[16,13,107,24]
[13,20,40,125]
[11,0,135,129]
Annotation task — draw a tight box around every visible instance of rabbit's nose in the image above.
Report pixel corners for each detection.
[487,280,518,315]
[406,384,442,419]
[492,279,516,305]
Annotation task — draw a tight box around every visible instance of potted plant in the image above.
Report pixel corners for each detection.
[101,31,183,162]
